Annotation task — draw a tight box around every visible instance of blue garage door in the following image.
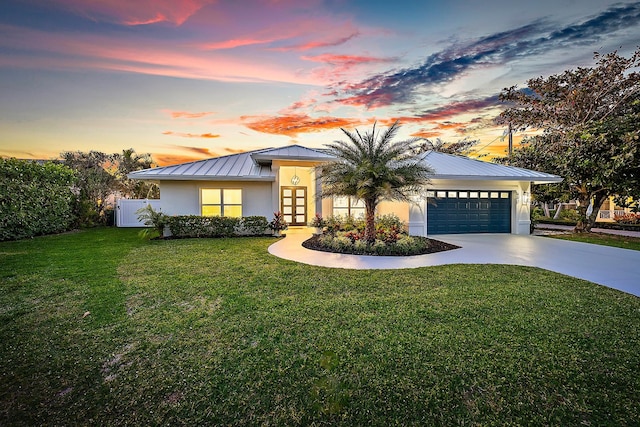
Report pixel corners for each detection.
[427,190,511,234]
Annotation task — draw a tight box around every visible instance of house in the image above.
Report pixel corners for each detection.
[127,144,562,235]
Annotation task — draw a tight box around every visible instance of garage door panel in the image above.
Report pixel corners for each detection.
[428,190,511,234]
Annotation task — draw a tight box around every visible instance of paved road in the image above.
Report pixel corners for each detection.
[269,233,640,297]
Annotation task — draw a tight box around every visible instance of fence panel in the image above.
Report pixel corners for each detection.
[116,199,162,227]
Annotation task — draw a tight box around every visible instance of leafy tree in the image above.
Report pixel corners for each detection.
[113,148,159,199]
[61,150,117,226]
[416,137,479,155]
[317,121,433,243]
[61,149,160,226]
[496,49,640,232]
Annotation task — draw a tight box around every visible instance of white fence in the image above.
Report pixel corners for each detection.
[116,199,162,227]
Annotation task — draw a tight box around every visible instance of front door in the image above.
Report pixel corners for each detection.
[281,186,307,226]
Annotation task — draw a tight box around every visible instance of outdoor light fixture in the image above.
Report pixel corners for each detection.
[521,191,530,205]
[291,167,300,185]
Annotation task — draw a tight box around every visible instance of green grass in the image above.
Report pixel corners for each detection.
[1,229,639,425]
[548,232,640,251]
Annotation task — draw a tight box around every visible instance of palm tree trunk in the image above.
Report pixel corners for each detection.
[364,200,376,243]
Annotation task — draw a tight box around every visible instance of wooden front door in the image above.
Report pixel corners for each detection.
[281,186,307,226]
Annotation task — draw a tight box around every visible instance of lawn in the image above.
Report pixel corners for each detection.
[547,231,640,251]
[1,229,639,425]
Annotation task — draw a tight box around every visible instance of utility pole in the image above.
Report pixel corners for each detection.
[508,122,513,158]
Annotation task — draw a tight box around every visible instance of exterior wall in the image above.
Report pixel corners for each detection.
[160,180,274,218]
[159,177,534,235]
[378,200,409,224]
[408,179,532,236]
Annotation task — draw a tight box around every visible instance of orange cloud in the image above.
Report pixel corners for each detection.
[166,110,215,119]
[411,130,442,139]
[271,31,359,52]
[242,114,365,137]
[51,0,214,26]
[154,153,206,166]
[163,131,220,138]
[154,146,250,166]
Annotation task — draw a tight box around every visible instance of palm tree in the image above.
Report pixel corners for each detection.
[317,121,433,243]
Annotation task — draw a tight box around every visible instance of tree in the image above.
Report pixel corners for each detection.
[317,121,433,243]
[61,150,116,225]
[113,148,159,199]
[416,137,479,155]
[496,49,640,232]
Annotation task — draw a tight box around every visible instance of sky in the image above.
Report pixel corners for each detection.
[1,0,639,165]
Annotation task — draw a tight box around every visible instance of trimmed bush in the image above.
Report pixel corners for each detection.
[237,216,269,235]
[167,216,239,238]
[0,158,77,241]
[156,214,270,238]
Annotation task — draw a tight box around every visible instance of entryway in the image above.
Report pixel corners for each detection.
[281,186,307,226]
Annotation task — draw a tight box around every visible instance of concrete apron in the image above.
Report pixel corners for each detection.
[268,233,640,297]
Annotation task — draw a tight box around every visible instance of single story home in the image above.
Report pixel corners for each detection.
[128,144,562,235]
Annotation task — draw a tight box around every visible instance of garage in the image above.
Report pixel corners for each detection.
[427,190,511,234]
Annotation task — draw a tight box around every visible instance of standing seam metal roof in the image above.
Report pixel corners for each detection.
[128,145,562,183]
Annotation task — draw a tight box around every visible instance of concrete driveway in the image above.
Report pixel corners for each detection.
[268,233,640,297]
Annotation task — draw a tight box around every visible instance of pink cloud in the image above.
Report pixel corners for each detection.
[163,131,220,138]
[0,25,319,85]
[270,31,359,52]
[165,110,216,119]
[51,0,215,26]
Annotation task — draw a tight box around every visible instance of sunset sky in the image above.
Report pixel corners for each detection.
[1,0,639,165]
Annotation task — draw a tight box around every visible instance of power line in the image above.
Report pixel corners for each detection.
[473,135,503,154]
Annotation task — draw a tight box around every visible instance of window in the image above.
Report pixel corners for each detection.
[201,188,242,217]
[333,196,365,217]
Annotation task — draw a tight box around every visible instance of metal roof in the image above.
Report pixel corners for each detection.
[128,145,562,184]
[421,151,562,183]
[128,148,275,181]
[250,144,335,165]
[127,145,333,181]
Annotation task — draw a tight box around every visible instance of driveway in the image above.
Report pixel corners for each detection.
[268,233,640,297]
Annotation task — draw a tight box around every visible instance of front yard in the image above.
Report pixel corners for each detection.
[1,228,638,425]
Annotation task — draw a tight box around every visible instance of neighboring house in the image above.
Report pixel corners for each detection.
[128,144,562,235]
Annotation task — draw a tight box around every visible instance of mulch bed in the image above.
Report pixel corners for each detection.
[302,235,460,256]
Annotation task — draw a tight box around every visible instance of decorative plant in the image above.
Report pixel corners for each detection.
[309,213,326,228]
[135,204,168,239]
[268,211,288,232]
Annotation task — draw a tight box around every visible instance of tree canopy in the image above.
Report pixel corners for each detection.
[496,49,640,231]
[61,148,159,226]
[317,121,433,242]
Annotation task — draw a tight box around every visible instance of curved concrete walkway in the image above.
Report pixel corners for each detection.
[268,233,640,297]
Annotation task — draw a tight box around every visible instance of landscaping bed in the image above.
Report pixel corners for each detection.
[302,234,459,256]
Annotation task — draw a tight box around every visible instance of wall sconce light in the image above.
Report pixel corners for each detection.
[521,191,530,205]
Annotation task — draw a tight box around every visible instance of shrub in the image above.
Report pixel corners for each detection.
[559,209,581,222]
[614,213,640,224]
[167,216,240,238]
[0,158,77,241]
[324,215,343,235]
[309,213,326,228]
[237,216,269,235]
[268,212,288,232]
[330,236,352,251]
[136,204,168,239]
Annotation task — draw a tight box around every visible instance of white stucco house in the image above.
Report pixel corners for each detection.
[127,144,562,235]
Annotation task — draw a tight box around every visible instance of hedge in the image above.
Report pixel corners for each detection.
[0,158,77,241]
[166,215,269,238]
